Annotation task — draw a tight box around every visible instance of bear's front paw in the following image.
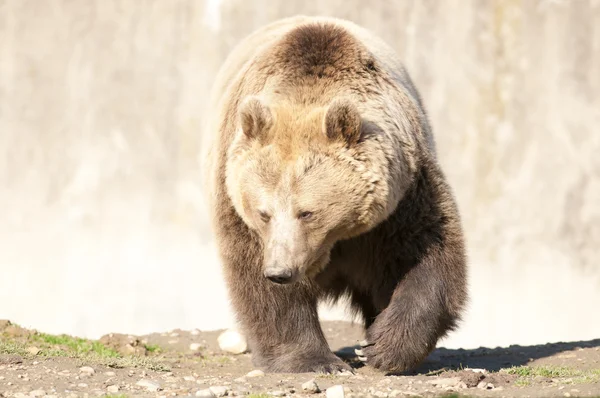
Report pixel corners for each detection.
[360,328,430,373]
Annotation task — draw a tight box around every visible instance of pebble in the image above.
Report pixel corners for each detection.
[79,366,95,375]
[27,346,41,355]
[564,393,571,397]
[190,343,203,351]
[209,386,229,397]
[301,379,320,394]
[77,383,88,388]
[196,389,216,398]
[107,385,120,393]
[326,385,345,398]
[245,370,265,378]
[184,376,197,381]
[217,330,248,354]
[29,390,45,397]
[136,379,161,392]
[270,391,286,397]
[104,371,116,377]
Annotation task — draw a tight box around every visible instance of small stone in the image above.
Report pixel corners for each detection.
[477,381,487,389]
[270,391,285,397]
[27,347,41,355]
[184,376,196,381]
[190,343,203,351]
[326,385,345,398]
[564,393,571,397]
[234,377,246,383]
[209,386,228,397]
[30,390,45,397]
[486,383,495,390]
[301,379,320,394]
[104,371,116,376]
[373,391,388,398]
[79,366,95,375]
[107,385,119,393]
[136,379,161,392]
[217,330,248,354]
[77,383,88,388]
[245,370,265,378]
[196,389,216,398]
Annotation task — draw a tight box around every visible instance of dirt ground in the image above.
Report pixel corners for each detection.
[1,320,599,398]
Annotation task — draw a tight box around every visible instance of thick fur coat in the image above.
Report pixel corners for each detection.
[202,16,467,373]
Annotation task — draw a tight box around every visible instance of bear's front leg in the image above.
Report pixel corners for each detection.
[360,232,467,373]
[220,230,351,374]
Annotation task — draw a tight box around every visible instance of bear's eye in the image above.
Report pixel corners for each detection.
[258,211,271,223]
[298,211,313,221]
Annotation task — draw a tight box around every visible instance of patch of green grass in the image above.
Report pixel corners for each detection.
[0,340,28,356]
[144,343,161,353]
[32,332,120,358]
[1,332,170,372]
[501,365,600,385]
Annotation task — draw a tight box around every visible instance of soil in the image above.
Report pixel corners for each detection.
[1,320,599,398]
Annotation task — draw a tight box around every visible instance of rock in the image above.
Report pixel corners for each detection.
[217,330,248,354]
[107,385,120,393]
[196,389,216,398]
[373,391,388,397]
[184,376,196,381]
[29,390,45,397]
[245,370,265,378]
[270,391,286,397]
[105,371,116,377]
[27,347,40,355]
[190,343,203,351]
[77,383,88,388]
[326,385,345,398]
[209,386,228,397]
[486,383,495,390]
[79,366,95,375]
[301,380,320,394]
[427,377,461,388]
[136,379,161,392]
[477,381,487,389]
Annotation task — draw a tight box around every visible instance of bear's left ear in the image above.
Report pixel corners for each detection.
[239,96,273,141]
[323,98,362,146]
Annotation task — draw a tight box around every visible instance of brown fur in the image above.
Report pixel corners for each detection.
[202,16,468,374]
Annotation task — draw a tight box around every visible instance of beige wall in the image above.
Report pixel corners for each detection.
[1,0,598,347]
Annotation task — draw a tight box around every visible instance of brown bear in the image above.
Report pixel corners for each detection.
[202,16,468,374]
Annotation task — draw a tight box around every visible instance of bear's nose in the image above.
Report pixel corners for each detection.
[264,268,293,284]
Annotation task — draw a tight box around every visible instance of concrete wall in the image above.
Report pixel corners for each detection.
[1,0,599,348]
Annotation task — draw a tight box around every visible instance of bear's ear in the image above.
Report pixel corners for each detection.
[324,98,362,146]
[239,96,273,140]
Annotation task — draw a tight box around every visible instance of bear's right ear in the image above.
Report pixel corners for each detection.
[239,96,273,140]
[324,98,362,146]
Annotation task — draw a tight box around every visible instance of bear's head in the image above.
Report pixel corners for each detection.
[225,95,396,284]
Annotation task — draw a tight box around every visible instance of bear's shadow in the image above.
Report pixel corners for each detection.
[334,338,600,375]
